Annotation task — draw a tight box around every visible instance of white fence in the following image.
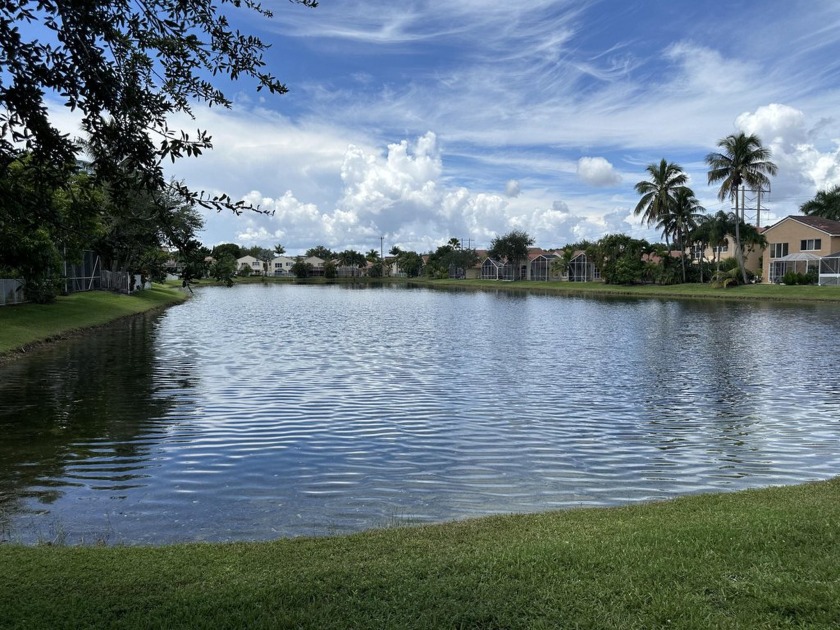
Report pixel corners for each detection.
[0,279,25,306]
[63,250,101,293]
[1,250,149,306]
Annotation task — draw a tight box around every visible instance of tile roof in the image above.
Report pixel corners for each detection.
[778,215,840,235]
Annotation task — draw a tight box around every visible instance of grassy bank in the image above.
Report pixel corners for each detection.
[220,274,840,302]
[0,285,187,358]
[418,278,840,302]
[1,479,838,628]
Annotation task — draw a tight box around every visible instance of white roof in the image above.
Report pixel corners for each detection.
[774,252,822,262]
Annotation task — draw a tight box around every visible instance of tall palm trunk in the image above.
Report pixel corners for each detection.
[733,184,748,284]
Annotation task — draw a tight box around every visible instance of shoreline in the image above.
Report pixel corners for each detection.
[1,478,837,627]
[218,273,840,302]
[0,284,188,365]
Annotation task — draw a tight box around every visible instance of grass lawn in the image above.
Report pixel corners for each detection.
[0,479,838,628]
[419,278,840,302]
[232,274,840,302]
[0,285,187,357]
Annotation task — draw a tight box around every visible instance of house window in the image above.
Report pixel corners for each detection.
[770,243,789,258]
[800,238,822,251]
[252,261,260,267]
[274,263,281,268]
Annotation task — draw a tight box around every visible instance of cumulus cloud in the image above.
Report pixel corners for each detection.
[337,132,442,235]
[505,179,521,197]
[733,104,840,208]
[576,157,621,187]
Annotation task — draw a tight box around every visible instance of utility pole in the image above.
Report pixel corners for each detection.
[756,183,770,228]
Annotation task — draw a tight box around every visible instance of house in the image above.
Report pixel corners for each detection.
[236,255,265,275]
[692,235,762,275]
[271,256,296,276]
[762,215,840,283]
[303,256,326,276]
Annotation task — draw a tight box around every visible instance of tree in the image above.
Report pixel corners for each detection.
[1,0,317,217]
[274,243,286,256]
[0,155,104,302]
[634,159,688,250]
[394,250,423,277]
[306,245,333,260]
[706,133,777,284]
[290,260,312,278]
[801,185,840,220]
[657,188,704,282]
[689,211,766,283]
[690,211,730,276]
[552,240,597,278]
[93,180,205,287]
[209,254,237,287]
[335,249,366,276]
[593,234,651,285]
[487,230,534,280]
[211,243,243,261]
[426,243,478,278]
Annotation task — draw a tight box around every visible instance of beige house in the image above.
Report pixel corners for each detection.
[303,256,326,276]
[236,255,266,275]
[762,215,840,283]
[692,235,762,275]
[271,256,296,276]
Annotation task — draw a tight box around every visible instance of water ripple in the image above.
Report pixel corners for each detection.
[1,286,840,544]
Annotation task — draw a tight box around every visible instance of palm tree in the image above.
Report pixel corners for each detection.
[706,133,777,285]
[657,187,704,282]
[634,159,688,250]
[801,184,840,220]
[690,211,731,272]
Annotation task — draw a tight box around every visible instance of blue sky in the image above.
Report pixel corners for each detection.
[59,0,840,253]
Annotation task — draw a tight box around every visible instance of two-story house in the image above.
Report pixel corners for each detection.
[762,215,840,283]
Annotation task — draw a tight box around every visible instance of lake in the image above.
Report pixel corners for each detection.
[1,284,839,544]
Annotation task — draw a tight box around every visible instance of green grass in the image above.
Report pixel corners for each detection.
[1,479,838,628]
[419,278,840,302]
[190,272,840,302]
[0,285,187,357]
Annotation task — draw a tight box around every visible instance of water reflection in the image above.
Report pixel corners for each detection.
[2,285,840,544]
[0,314,179,540]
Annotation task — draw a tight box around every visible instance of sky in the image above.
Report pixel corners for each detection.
[58,0,840,254]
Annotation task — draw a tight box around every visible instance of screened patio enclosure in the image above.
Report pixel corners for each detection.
[819,252,840,285]
[567,252,599,282]
[769,252,821,283]
[529,254,561,281]
[481,258,515,280]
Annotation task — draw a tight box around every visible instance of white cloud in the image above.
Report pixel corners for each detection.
[576,157,621,187]
[732,104,840,206]
[736,103,808,151]
[505,179,521,197]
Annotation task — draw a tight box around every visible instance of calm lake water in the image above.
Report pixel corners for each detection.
[2,284,839,544]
